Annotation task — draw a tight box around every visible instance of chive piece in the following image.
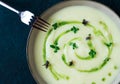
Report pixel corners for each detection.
[69,61,74,66]
[69,42,78,50]
[104,42,113,47]
[52,23,58,30]
[43,60,50,69]
[108,73,112,76]
[82,19,89,26]
[89,49,96,58]
[86,34,91,40]
[102,77,106,82]
[92,82,96,84]
[71,26,79,33]
[50,44,60,53]
[114,66,117,69]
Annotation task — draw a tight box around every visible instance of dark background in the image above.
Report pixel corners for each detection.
[0,0,120,84]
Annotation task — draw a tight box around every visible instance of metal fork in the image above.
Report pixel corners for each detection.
[0,1,50,32]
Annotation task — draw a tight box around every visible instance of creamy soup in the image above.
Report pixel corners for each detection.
[34,6,120,84]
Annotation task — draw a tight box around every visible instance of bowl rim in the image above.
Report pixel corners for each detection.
[26,1,120,84]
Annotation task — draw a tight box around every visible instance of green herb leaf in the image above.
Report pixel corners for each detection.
[69,42,78,49]
[52,23,58,30]
[50,45,55,48]
[50,44,60,53]
[89,49,96,58]
[71,26,79,33]
[104,42,113,47]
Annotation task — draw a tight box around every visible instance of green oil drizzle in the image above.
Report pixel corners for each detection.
[43,20,114,80]
[62,54,69,66]
[54,30,71,45]
[43,28,53,62]
[102,77,106,82]
[75,40,96,60]
[52,21,82,30]
[49,65,69,80]
[91,82,96,84]
[108,72,112,76]
[114,66,118,70]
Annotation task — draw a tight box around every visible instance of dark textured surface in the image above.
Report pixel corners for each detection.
[0,0,120,84]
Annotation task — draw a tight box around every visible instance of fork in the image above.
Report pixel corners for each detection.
[0,1,50,32]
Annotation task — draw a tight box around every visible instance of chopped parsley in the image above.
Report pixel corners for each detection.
[71,26,79,33]
[69,42,78,50]
[43,60,50,69]
[50,44,60,53]
[89,49,96,58]
[82,19,89,26]
[52,22,69,30]
[52,23,58,30]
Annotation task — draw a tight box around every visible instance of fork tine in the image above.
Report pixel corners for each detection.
[34,21,48,30]
[33,23,47,32]
[38,17,50,25]
[32,16,50,32]
[36,17,49,28]
[36,19,49,29]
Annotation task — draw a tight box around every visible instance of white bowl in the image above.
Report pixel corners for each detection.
[27,1,120,84]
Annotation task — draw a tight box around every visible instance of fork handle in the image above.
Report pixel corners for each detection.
[0,1,20,14]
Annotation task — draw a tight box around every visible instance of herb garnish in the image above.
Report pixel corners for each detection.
[50,44,60,53]
[69,42,78,49]
[89,49,96,58]
[71,26,79,33]
[82,19,89,26]
[104,42,113,47]
[69,61,74,66]
[43,60,50,69]
[52,23,58,30]
[86,34,91,40]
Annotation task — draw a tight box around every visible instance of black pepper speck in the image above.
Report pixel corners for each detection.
[82,19,89,26]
